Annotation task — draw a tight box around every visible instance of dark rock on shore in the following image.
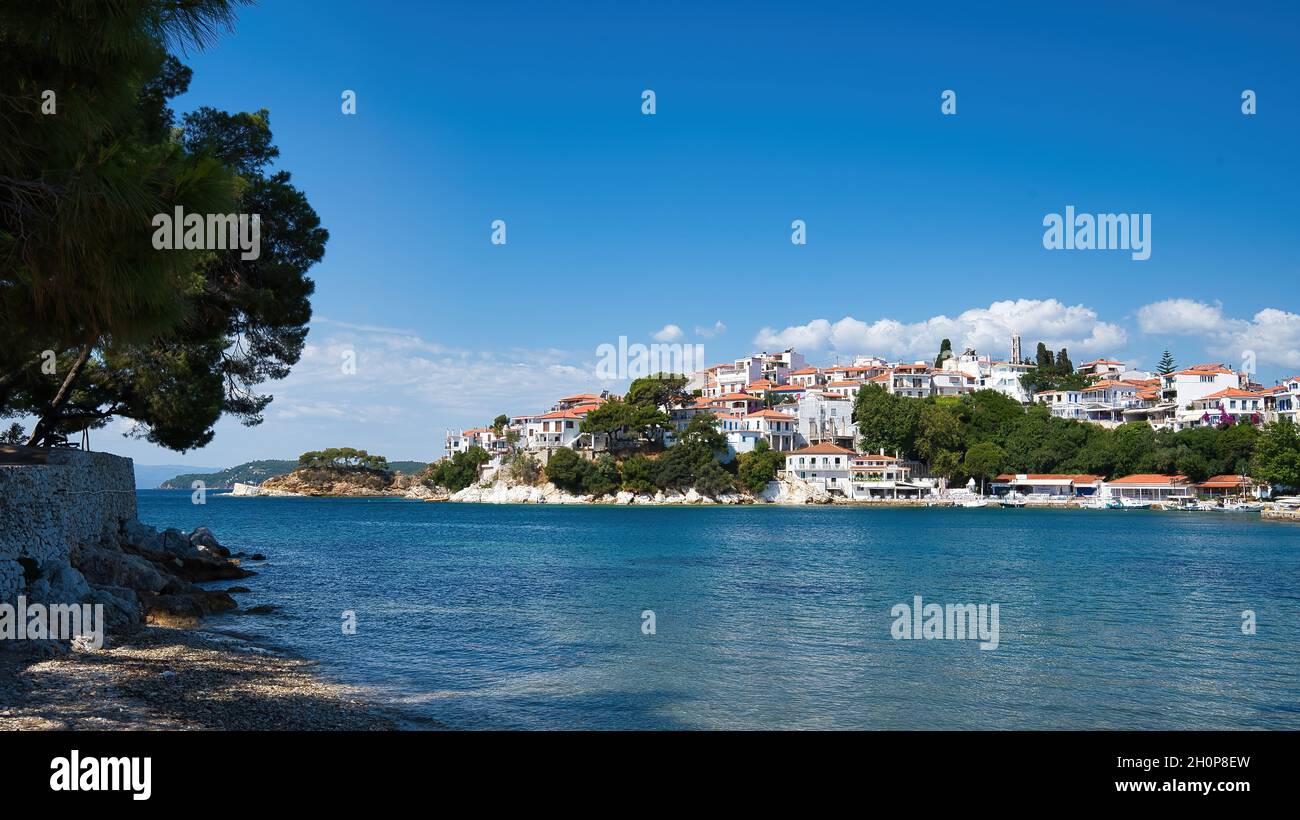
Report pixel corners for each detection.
[241,604,280,615]
[189,526,230,557]
[141,590,238,625]
[53,519,263,634]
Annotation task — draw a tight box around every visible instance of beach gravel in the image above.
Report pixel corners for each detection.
[0,626,416,731]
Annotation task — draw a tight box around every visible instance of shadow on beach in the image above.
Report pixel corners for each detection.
[0,626,442,731]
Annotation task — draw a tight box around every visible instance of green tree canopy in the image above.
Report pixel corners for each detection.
[298,448,389,472]
[853,384,920,457]
[625,373,688,410]
[423,447,490,491]
[1252,420,1300,490]
[1,1,324,450]
[962,441,1005,493]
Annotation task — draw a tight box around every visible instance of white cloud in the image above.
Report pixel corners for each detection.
[271,323,616,438]
[652,324,684,342]
[1136,299,1223,335]
[1138,299,1300,369]
[754,299,1126,361]
[694,320,727,338]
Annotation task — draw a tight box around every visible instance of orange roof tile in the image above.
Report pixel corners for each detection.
[1200,388,1265,400]
[1108,474,1188,485]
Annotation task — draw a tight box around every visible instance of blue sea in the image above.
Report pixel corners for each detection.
[137,491,1300,729]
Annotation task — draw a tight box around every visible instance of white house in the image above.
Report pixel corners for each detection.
[708,392,765,415]
[1078,358,1127,379]
[848,453,925,500]
[524,405,595,451]
[984,361,1033,403]
[757,349,805,384]
[1076,381,1143,427]
[715,358,762,395]
[890,364,932,398]
[744,409,798,451]
[1271,376,1300,423]
[789,366,824,388]
[824,379,866,403]
[929,370,976,398]
[1035,388,1086,420]
[1161,364,1245,407]
[785,442,856,496]
[1180,387,1267,429]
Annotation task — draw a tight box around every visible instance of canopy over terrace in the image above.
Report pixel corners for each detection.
[990,474,1105,497]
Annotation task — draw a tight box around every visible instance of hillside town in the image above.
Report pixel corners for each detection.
[442,335,1300,510]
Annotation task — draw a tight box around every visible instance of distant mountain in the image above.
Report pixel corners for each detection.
[389,461,431,475]
[157,459,431,489]
[134,464,220,489]
[158,460,298,489]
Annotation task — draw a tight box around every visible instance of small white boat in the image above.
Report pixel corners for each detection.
[999,492,1027,508]
[960,498,990,508]
[1076,498,1108,510]
[1165,494,1202,511]
[1118,498,1153,509]
[1222,500,1264,512]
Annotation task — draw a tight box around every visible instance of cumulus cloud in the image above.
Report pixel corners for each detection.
[754,299,1127,361]
[1136,299,1224,335]
[694,320,727,338]
[652,323,684,342]
[1137,299,1300,369]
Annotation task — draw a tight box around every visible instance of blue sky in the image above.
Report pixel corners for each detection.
[112,0,1300,467]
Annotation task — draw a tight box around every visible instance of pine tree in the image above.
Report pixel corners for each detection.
[1157,349,1176,375]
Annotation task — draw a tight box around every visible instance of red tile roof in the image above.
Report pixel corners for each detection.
[1108,474,1188,485]
[1201,388,1266,400]
[1197,474,1260,488]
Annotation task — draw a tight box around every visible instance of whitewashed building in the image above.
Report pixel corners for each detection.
[785,442,856,496]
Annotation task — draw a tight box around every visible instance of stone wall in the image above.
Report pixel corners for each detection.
[0,449,136,604]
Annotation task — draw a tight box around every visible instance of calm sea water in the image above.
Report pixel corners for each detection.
[137,490,1300,729]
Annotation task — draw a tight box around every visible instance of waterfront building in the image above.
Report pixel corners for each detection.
[991,473,1104,497]
[848,453,926,500]
[785,442,856,495]
[1195,474,1267,499]
[1104,474,1191,502]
